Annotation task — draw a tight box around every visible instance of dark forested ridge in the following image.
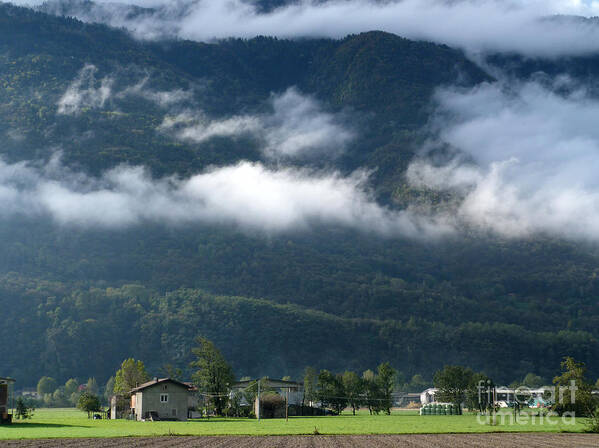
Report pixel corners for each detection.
[1,2,599,387]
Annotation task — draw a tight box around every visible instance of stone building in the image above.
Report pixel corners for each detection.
[130,378,194,421]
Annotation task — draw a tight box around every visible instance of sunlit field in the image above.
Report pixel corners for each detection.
[0,408,588,439]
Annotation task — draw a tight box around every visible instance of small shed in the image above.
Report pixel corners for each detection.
[420,387,438,404]
[130,378,194,421]
[231,378,304,406]
[231,378,305,419]
[0,377,15,425]
[396,392,422,407]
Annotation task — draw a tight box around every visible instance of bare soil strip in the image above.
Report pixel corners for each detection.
[2,434,599,448]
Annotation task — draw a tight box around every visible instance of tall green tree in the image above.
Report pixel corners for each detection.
[553,357,597,418]
[113,358,150,395]
[65,378,80,406]
[433,365,474,412]
[376,362,396,415]
[64,378,79,396]
[77,392,101,415]
[37,376,57,396]
[190,337,235,416]
[342,371,363,415]
[51,388,69,407]
[465,372,494,413]
[316,370,347,415]
[362,369,380,415]
[86,378,99,396]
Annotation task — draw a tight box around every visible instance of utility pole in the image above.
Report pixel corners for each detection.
[257,380,261,422]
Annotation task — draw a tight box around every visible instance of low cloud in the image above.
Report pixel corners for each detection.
[117,76,193,107]
[408,78,599,240]
[58,68,352,158]
[58,65,194,114]
[0,156,445,236]
[159,112,262,144]
[22,0,599,57]
[263,88,354,158]
[160,87,353,159]
[57,64,113,115]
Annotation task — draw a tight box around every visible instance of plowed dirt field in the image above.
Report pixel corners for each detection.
[2,433,599,447]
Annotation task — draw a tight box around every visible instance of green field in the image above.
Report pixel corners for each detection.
[0,408,589,439]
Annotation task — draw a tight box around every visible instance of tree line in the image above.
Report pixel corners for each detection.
[27,337,402,417]
[6,277,598,391]
[35,376,101,408]
[25,336,599,426]
[302,363,397,415]
[431,356,599,433]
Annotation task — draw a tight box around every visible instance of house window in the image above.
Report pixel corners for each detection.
[160,394,168,403]
[172,408,177,417]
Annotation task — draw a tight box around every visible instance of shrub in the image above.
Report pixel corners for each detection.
[15,397,34,420]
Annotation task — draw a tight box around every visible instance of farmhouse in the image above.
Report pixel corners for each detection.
[129,378,196,421]
[0,377,15,425]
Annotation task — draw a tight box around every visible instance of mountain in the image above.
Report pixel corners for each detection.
[0,2,489,182]
[1,2,598,387]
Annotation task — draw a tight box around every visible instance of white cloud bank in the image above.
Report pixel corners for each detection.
[407,78,599,240]
[44,9,599,242]
[160,87,353,159]
[17,0,599,57]
[54,68,599,241]
[0,157,446,236]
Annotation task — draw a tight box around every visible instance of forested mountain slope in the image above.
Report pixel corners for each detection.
[1,2,598,386]
[0,2,489,185]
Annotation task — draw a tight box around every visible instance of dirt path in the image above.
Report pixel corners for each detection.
[2,434,599,447]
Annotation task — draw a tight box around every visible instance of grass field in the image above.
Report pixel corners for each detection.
[0,408,589,439]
